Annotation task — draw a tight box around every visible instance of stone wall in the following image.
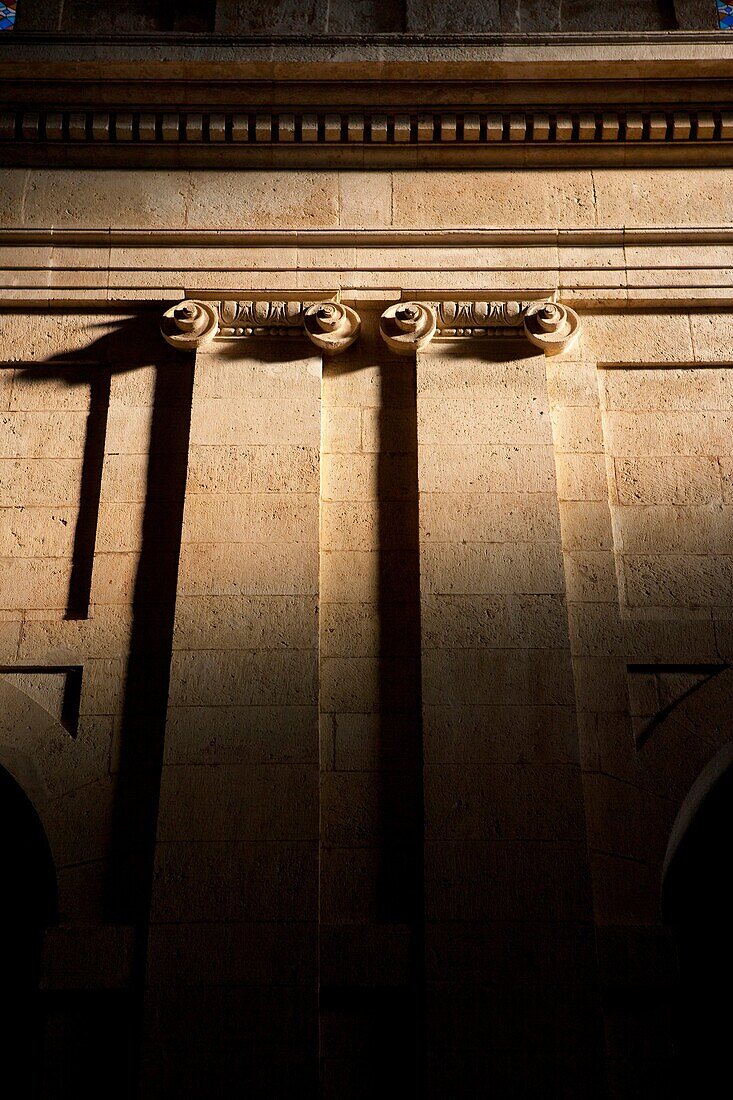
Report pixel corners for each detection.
[2,163,733,1095]
[4,166,733,235]
[15,0,717,32]
[319,310,423,1096]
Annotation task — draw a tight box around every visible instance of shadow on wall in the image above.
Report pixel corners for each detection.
[13,313,195,1090]
[318,330,425,1099]
[663,739,733,1097]
[594,663,733,1097]
[375,353,425,1097]
[0,764,56,1096]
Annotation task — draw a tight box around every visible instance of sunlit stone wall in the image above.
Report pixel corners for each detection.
[1,164,733,1095]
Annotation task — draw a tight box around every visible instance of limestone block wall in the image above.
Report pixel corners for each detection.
[319,309,422,1097]
[416,345,599,1095]
[546,313,733,1096]
[0,310,187,1095]
[146,346,321,1097]
[1,163,733,1096]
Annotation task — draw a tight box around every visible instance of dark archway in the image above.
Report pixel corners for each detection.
[0,765,57,1095]
[662,743,733,1096]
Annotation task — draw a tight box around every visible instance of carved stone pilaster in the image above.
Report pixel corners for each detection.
[378,298,581,356]
[379,302,438,355]
[161,298,361,354]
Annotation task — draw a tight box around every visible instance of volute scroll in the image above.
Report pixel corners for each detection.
[304,301,361,356]
[522,301,581,356]
[379,302,438,355]
[161,300,219,350]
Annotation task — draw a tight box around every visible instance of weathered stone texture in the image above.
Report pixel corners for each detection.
[18,0,692,30]
[545,324,733,1093]
[4,168,733,236]
[599,365,733,614]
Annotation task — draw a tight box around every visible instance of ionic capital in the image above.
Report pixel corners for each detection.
[378,298,581,356]
[161,298,361,354]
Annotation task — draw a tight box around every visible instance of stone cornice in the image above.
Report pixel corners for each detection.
[3,33,733,166]
[3,33,733,75]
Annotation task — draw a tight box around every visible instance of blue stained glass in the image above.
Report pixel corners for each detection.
[0,1,16,31]
[718,1,733,27]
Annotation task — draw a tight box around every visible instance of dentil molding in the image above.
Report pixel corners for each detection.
[4,107,733,167]
[4,35,733,166]
[4,107,730,147]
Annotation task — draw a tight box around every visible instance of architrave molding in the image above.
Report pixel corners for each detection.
[3,225,733,249]
[4,228,733,312]
[2,227,726,312]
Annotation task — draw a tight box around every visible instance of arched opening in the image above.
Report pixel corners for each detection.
[662,743,733,1094]
[0,764,57,1094]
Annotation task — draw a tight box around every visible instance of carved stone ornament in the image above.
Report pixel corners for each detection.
[218,299,307,337]
[161,300,219,350]
[433,299,534,336]
[7,108,732,155]
[303,301,361,356]
[379,298,581,356]
[522,301,581,356]
[162,298,362,354]
[379,302,438,355]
